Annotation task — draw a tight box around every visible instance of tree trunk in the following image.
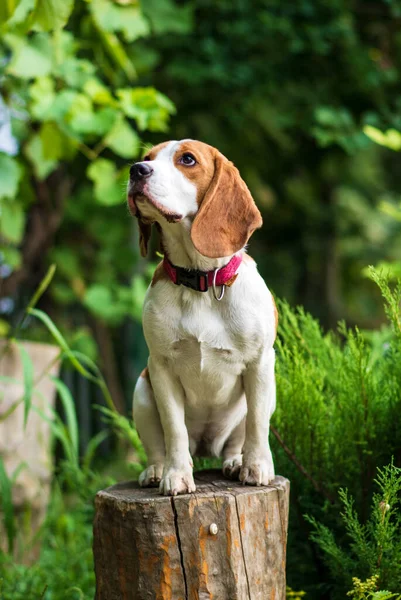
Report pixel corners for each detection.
[93,470,290,600]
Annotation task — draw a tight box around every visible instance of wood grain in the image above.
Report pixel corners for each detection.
[93,470,290,600]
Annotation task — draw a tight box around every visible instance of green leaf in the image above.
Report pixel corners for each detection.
[51,247,82,279]
[82,430,109,471]
[51,377,79,460]
[90,0,149,42]
[0,457,15,553]
[141,0,193,35]
[0,0,20,24]
[0,154,22,200]
[117,87,175,131]
[363,125,401,151]
[40,121,76,161]
[25,133,57,179]
[0,246,21,269]
[87,159,125,206]
[66,94,118,136]
[51,282,76,304]
[84,285,128,323]
[28,307,97,382]
[16,342,34,429]
[83,285,119,321]
[29,76,56,120]
[0,201,25,243]
[33,404,77,467]
[70,328,98,361]
[7,32,52,79]
[46,89,81,122]
[25,263,57,314]
[0,318,11,336]
[92,26,136,81]
[104,116,140,158]
[83,78,115,106]
[5,0,36,28]
[56,57,96,88]
[31,0,74,31]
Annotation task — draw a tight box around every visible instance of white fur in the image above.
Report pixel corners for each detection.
[136,140,198,221]
[132,141,277,495]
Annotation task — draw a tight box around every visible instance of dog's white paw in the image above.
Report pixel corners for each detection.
[159,467,196,496]
[223,454,243,480]
[239,451,275,486]
[139,463,164,488]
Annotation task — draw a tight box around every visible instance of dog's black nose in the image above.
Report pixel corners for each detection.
[130,162,153,181]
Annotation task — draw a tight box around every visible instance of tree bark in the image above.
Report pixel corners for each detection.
[93,470,290,600]
[0,172,72,300]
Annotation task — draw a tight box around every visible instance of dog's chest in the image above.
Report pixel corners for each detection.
[144,286,257,373]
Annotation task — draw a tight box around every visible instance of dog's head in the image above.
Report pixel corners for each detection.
[127,140,262,259]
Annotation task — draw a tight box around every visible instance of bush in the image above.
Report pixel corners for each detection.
[307,462,401,597]
[272,268,401,596]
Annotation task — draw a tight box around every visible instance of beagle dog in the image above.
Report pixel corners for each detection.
[128,140,277,496]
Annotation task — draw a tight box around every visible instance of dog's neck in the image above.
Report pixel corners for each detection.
[160,219,238,271]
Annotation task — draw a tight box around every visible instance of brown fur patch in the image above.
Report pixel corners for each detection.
[190,147,263,258]
[140,366,150,380]
[174,140,217,206]
[151,261,169,287]
[143,142,170,161]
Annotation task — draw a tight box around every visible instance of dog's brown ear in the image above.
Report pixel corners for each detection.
[191,152,262,258]
[138,219,152,257]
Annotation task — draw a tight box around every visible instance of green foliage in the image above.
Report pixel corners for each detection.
[0,0,181,340]
[272,269,401,596]
[364,127,401,152]
[0,278,141,598]
[287,586,307,599]
[0,465,109,600]
[0,272,142,566]
[0,458,17,555]
[348,575,401,600]
[307,463,401,596]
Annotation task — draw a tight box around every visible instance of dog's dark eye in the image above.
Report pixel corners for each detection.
[143,155,151,161]
[180,153,196,166]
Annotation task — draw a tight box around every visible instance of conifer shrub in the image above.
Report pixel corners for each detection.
[272,268,401,597]
[307,462,401,597]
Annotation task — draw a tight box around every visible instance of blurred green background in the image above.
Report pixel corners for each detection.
[1,1,401,598]
[2,0,401,349]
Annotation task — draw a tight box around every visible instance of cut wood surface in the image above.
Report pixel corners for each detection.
[93,470,290,600]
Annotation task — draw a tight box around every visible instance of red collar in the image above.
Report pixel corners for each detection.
[163,254,242,293]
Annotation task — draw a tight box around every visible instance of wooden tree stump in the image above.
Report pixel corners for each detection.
[93,470,290,600]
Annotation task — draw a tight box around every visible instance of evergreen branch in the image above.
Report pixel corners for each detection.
[270,425,336,504]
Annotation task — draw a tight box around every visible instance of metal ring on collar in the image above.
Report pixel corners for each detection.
[212,267,225,301]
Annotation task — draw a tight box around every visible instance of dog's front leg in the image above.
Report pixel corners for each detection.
[240,346,276,486]
[148,355,195,496]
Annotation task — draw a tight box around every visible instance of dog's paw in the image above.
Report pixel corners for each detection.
[139,463,164,488]
[159,467,196,496]
[222,454,243,480]
[239,452,275,486]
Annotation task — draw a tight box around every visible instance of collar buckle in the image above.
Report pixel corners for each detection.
[175,266,209,292]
